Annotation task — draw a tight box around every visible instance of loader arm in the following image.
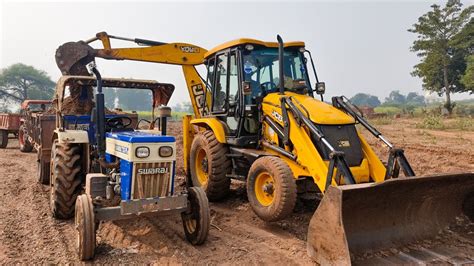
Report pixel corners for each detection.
[55,31,210,117]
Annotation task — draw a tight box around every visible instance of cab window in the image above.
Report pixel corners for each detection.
[212,53,228,113]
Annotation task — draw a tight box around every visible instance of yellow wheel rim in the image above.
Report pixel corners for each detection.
[195,148,208,186]
[255,172,275,206]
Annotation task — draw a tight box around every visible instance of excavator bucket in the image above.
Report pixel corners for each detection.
[55,41,95,75]
[307,173,474,265]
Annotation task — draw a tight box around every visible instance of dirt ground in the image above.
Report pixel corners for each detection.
[0,118,472,264]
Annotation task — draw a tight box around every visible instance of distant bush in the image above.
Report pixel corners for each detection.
[451,117,474,131]
[453,104,474,116]
[369,116,392,125]
[374,106,402,115]
[416,115,445,130]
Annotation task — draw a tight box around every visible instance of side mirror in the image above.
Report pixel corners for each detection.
[315,82,326,95]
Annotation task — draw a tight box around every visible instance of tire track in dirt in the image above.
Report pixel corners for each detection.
[1,121,473,264]
[0,141,76,263]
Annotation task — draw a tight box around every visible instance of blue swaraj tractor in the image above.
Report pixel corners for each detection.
[50,67,209,260]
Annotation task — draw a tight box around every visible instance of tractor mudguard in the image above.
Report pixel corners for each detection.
[55,129,89,144]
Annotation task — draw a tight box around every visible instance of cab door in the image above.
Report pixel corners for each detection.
[210,50,241,135]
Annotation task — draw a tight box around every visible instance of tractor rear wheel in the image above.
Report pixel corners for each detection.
[247,156,297,222]
[75,194,96,260]
[181,186,210,245]
[19,125,33,152]
[190,130,231,201]
[50,140,84,219]
[0,130,8,148]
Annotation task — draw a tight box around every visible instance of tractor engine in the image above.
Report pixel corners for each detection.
[105,131,176,201]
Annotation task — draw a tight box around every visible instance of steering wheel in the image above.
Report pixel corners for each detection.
[256,81,278,97]
[106,116,132,130]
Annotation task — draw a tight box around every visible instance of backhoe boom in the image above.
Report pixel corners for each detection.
[55,32,210,117]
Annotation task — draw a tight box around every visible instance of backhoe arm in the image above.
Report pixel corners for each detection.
[55,31,210,117]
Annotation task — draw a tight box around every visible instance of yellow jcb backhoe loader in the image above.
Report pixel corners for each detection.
[56,32,474,264]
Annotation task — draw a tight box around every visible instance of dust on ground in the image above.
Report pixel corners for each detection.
[0,118,472,264]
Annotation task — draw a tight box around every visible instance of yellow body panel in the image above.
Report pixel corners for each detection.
[190,118,227,143]
[205,38,305,59]
[182,115,194,176]
[96,42,207,65]
[260,92,387,193]
[263,92,355,125]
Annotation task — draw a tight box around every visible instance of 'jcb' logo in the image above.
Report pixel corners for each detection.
[272,110,283,122]
[191,84,209,116]
[180,46,200,53]
[338,140,350,148]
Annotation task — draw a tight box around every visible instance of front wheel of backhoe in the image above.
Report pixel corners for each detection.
[247,156,297,222]
[50,140,84,219]
[189,130,231,201]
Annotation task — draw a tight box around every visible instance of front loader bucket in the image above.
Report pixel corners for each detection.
[307,173,474,265]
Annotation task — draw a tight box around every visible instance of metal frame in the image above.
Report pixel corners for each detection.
[331,96,416,179]
[94,194,188,222]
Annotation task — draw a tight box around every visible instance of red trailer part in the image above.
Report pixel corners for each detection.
[0,113,21,148]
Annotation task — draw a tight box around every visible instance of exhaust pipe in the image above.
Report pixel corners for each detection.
[277,35,285,95]
[90,66,106,159]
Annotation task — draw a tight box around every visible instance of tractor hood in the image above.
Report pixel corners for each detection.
[263,92,355,125]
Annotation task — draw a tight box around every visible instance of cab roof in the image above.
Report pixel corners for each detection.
[204,38,305,59]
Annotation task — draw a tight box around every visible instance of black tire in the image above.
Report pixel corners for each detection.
[19,125,33,152]
[0,129,8,148]
[75,194,96,260]
[37,157,50,185]
[50,140,84,219]
[189,130,231,201]
[247,156,297,222]
[181,187,210,245]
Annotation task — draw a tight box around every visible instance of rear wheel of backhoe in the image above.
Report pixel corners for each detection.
[0,129,8,148]
[19,125,33,152]
[190,130,231,201]
[50,140,84,219]
[181,186,210,245]
[75,194,96,260]
[247,156,297,222]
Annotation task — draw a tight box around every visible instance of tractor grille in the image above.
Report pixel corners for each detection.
[132,162,172,199]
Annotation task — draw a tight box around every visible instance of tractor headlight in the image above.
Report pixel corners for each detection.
[159,146,173,157]
[135,147,150,158]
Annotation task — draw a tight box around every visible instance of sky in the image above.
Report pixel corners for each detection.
[1,0,473,106]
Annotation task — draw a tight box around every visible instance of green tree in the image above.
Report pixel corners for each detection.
[385,90,406,105]
[350,93,381,107]
[406,92,426,105]
[0,63,55,104]
[462,55,474,89]
[408,0,473,114]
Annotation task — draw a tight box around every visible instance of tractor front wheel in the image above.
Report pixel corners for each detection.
[181,187,210,245]
[189,130,231,201]
[247,156,297,222]
[75,194,96,260]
